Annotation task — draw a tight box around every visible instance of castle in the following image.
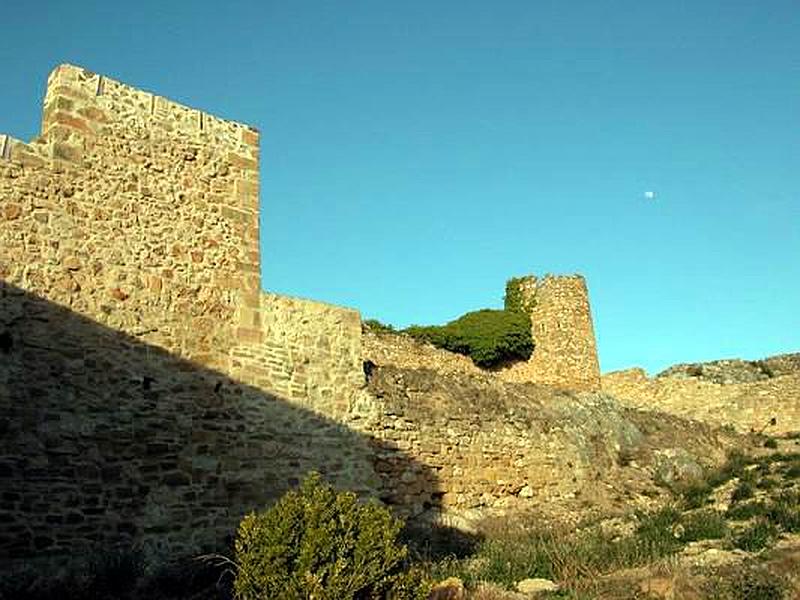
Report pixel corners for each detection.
[0,65,602,566]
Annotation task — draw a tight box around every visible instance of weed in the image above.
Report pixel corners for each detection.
[756,462,772,476]
[681,510,728,542]
[781,463,800,479]
[680,482,713,509]
[763,493,800,533]
[727,501,767,521]
[731,481,755,504]
[727,563,786,600]
[733,518,778,552]
[756,477,779,490]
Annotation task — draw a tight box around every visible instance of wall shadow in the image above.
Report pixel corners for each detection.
[0,281,443,575]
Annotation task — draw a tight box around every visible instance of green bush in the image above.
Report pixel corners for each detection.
[233,473,430,600]
[503,277,532,314]
[404,309,533,368]
[363,319,396,335]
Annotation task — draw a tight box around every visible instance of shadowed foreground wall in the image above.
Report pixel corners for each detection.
[0,282,403,565]
[0,65,429,569]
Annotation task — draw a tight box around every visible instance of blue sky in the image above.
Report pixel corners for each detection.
[2,1,798,374]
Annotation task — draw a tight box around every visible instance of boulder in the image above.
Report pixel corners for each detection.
[516,577,559,595]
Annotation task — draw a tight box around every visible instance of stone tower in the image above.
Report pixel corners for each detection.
[0,64,369,565]
[497,274,601,391]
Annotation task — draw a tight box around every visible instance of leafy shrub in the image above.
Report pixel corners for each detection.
[233,473,430,600]
[503,277,532,314]
[404,309,533,368]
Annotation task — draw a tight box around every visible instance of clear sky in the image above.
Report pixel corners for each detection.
[2,1,798,374]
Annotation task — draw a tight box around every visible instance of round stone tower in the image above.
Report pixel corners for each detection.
[497,274,601,392]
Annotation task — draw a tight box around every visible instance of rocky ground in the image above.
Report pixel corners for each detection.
[422,434,800,599]
[364,343,800,599]
[656,352,800,384]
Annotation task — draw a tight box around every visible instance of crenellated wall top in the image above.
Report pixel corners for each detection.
[42,64,259,152]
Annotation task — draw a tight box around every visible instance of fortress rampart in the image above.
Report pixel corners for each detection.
[0,65,373,564]
[0,65,607,569]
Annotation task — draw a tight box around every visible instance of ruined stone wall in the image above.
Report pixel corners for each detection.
[602,368,800,434]
[0,64,610,572]
[0,65,373,566]
[363,330,485,378]
[495,275,601,391]
[360,365,739,528]
[364,275,602,392]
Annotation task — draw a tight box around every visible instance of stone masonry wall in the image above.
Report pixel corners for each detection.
[0,65,374,567]
[229,293,365,418]
[495,275,601,391]
[2,63,261,370]
[602,368,800,435]
[364,275,602,392]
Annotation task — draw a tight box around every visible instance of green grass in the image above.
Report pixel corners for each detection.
[681,509,729,542]
[731,480,755,504]
[423,506,690,591]
[733,518,778,552]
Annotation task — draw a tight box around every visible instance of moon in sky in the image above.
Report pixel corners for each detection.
[644,191,656,200]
